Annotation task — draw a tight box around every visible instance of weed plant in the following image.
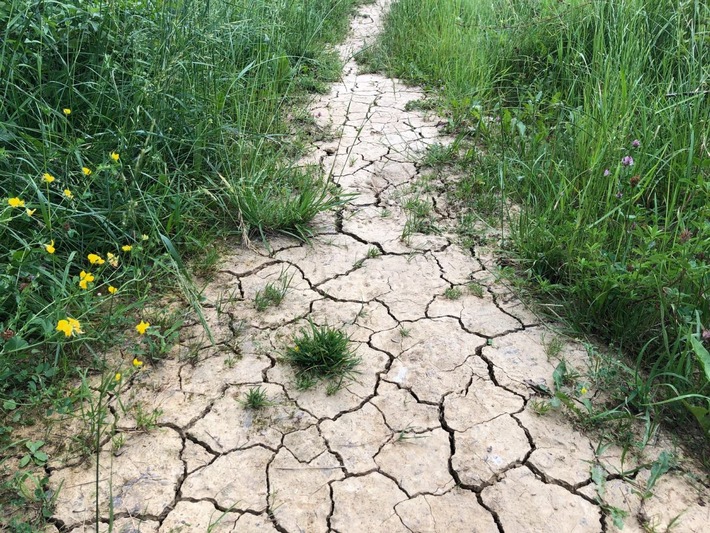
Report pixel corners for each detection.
[254,271,293,312]
[241,386,271,410]
[366,0,710,441]
[285,321,360,392]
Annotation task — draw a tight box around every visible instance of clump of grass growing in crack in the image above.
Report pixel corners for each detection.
[399,326,411,338]
[367,247,380,258]
[241,386,271,410]
[543,334,564,360]
[285,321,360,393]
[468,281,485,298]
[404,98,437,112]
[254,271,293,311]
[133,403,162,432]
[402,197,439,237]
[444,287,462,300]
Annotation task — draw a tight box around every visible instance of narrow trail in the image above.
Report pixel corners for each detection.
[46,1,708,532]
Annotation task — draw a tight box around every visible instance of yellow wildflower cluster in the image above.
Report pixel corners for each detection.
[79,270,95,290]
[136,320,150,335]
[6,197,37,218]
[88,253,105,265]
[56,317,83,337]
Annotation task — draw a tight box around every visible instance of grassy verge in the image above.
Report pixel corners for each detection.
[1,0,360,526]
[363,0,710,447]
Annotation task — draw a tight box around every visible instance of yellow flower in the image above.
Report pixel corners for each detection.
[141,234,149,241]
[136,320,150,335]
[79,270,95,290]
[8,197,24,208]
[108,285,118,294]
[44,240,56,254]
[107,252,119,268]
[121,245,132,252]
[25,208,36,217]
[63,189,73,199]
[42,173,56,183]
[62,108,71,116]
[580,387,588,395]
[56,317,83,337]
[293,345,300,352]
[132,357,144,368]
[87,253,105,265]
[115,372,122,382]
[110,152,120,162]
[82,167,92,176]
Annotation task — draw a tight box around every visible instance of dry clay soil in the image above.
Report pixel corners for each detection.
[44,1,708,532]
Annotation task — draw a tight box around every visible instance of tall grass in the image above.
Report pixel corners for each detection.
[0,0,357,475]
[367,0,710,438]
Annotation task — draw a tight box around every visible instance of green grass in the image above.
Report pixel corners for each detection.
[443,287,463,300]
[254,271,293,311]
[285,321,360,392]
[365,0,710,445]
[241,386,271,410]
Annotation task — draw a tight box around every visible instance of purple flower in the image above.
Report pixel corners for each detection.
[632,139,640,148]
[621,155,634,166]
[603,169,611,177]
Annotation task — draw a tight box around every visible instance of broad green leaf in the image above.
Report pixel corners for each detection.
[689,335,710,381]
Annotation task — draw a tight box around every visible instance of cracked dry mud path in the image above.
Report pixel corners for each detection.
[45,2,709,532]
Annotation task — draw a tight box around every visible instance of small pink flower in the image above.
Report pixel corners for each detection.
[603,169,611,177]
[621,156,634,166]
[631,139,641,148]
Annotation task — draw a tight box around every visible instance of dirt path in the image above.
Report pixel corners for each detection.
[46,1,708,532]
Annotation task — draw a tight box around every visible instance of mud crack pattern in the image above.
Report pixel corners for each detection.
[46,2,708,532]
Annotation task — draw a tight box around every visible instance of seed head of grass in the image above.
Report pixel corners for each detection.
[285,321,360,392]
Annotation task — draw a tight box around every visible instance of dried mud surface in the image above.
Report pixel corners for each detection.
[45,1,708,532]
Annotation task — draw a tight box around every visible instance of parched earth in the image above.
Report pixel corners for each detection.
[44,1,708,532]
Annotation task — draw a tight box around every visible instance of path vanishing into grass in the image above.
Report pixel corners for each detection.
[45,1,708,531]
